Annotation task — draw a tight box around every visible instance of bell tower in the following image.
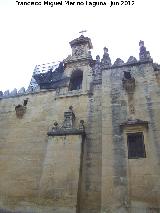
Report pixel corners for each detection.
[64,34,93,92]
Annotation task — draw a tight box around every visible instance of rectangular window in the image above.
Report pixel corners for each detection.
[127,132,146,159]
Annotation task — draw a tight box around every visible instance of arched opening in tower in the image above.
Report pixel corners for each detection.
[69,70,83,91]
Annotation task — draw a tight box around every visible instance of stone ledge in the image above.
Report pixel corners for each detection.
[120,119,149,128]
[47,129,85,136]
[55,90,92,99]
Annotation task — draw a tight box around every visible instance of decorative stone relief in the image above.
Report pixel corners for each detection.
[129,103,135,114]
[15,98,28,118]
[48,106,85,136]
[122,71,135,93]
[73,46,84,57]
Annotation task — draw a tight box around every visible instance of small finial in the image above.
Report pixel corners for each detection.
[103,47,108,54]
[139,40,152,61]
[139,40,144,47]
[69,105,73,111]
[54,121,58,127]
[79,120,85,130]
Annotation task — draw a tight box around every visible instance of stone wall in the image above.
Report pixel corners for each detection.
[101,62,160,212]
[0,90,89,213]
[0,60,160,213]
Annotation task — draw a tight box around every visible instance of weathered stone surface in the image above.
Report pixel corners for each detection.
[0,36,160,213]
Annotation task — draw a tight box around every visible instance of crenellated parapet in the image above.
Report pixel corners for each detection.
[0,86,40,99]
[93,40,152,83]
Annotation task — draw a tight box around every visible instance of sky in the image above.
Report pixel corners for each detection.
[0,0,160,92]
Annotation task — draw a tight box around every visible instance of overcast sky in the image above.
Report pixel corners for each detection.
[0,0,159,92]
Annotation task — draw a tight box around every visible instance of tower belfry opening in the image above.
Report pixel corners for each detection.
[69,69,83,91]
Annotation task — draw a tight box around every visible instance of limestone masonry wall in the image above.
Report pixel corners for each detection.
[0,91,89,212]
[0,35,160,213]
